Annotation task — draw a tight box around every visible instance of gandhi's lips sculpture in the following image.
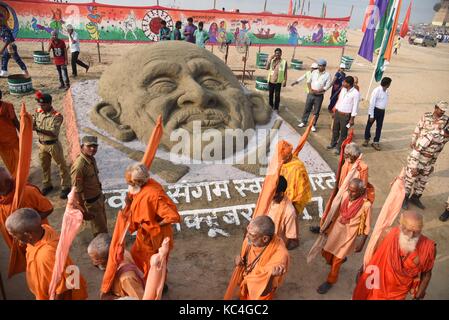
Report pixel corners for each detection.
[167,108,230,132]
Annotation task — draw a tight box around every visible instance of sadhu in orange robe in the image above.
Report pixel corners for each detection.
[0,101,19,177]
[129,178,180,278]
[0,184,53,249]
[26,224,88,300]
[353,226,436,300]
[239,236,289,300]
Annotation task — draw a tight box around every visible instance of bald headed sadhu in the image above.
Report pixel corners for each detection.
[279,140,312,215]
[5,208,87,300]
[0,90,20,177]
[88,233,145,300]
[353,211,436,300]
[0,167,53,249]
[232,216,289,300]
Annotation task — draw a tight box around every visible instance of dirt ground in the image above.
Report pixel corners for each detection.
[1,29,449,300]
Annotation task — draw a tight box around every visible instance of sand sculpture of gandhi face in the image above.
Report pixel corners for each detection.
[92,41,271,159]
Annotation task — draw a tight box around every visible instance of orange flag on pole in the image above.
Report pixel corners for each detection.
[293,115,315,157]
[101,115,163,294]
[399,1,412,38]
[8,102,33,278]
[288,0,294,15]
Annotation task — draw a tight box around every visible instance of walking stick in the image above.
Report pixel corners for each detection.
[0,270,7,300]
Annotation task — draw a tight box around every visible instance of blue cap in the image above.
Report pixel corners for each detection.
[317,59,327,66]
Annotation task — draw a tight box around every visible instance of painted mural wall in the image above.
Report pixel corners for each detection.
[1,0,350,47]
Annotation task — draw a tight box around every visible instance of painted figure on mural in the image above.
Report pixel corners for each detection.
[217,20,227,44]
[50,8,64,32]
[288,21,299,45]
[329,24,340,44]
[312,23,324,43]
[86,6,102,40]
[208,22,218,43]
[123,10,138,40]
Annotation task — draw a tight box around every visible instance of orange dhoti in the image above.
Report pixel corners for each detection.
[321,250,345,284]
[0,101,20,177]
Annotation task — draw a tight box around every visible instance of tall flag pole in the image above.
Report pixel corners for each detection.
[384,0,403,62]
[400,1,412,38]
[308,0,310,15]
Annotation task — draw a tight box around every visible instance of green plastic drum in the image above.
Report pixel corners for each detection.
[255,76,269,91]
[256,52,269,69]
[341,55,354,70]
[7,74,34,96]
[291,59,303,70]
[33,51,51,64]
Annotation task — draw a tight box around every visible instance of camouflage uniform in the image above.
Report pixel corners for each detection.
[71,136,108,236]
[405,112,449,197]
[33,106,71,191]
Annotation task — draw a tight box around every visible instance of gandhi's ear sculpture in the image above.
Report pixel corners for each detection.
[247,92,272,125]
[90,102,136,142]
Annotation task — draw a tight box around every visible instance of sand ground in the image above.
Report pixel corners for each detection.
[1,29,449,300]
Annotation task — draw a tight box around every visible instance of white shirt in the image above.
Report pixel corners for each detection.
[307,69,332,92]
[68,31,80,53]
[368,86,389,118]
[335,87,360,116]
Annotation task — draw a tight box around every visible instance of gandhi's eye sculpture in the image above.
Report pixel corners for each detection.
[199,77,223,90]
[148,77,177,94]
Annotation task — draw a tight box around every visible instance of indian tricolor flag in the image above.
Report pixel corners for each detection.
[375,0,402,82]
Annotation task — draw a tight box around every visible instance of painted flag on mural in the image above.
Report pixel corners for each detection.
[375,0,402,81]
[358,0,389,62]
[374,0,394,50]
[400,1,412,38]
[289,0,294,15]
[362,0,376,33]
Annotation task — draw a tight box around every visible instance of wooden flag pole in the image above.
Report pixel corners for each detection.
[97,41,101,63]
[263,0,268,11]
[365,0,398,101]
[213,0,217,9]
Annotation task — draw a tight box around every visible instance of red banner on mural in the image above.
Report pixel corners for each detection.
[1,0,350,47]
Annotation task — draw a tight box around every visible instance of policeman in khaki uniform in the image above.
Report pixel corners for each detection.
[71,136,108,237]
[403,101,449,210]
[32,92,71,199]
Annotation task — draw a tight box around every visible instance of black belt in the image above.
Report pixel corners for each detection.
[85,194,102,204]
[39,140,58,145]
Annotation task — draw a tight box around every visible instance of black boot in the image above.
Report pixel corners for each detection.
[410,194,425,210]
[439,209,449,222]
[402,194,410,210]
[309,226,320,234]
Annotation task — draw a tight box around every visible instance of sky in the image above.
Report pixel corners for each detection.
[60,0,437,28]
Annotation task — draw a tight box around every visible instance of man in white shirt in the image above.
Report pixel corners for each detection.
[298,59,332,132]
[291,62,318,95]
[327,76,360,155]
[363,77,392,151]
[67,25,89,77]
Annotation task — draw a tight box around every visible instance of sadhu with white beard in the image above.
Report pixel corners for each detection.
[353,211,436,300]
[124,163,180,280]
